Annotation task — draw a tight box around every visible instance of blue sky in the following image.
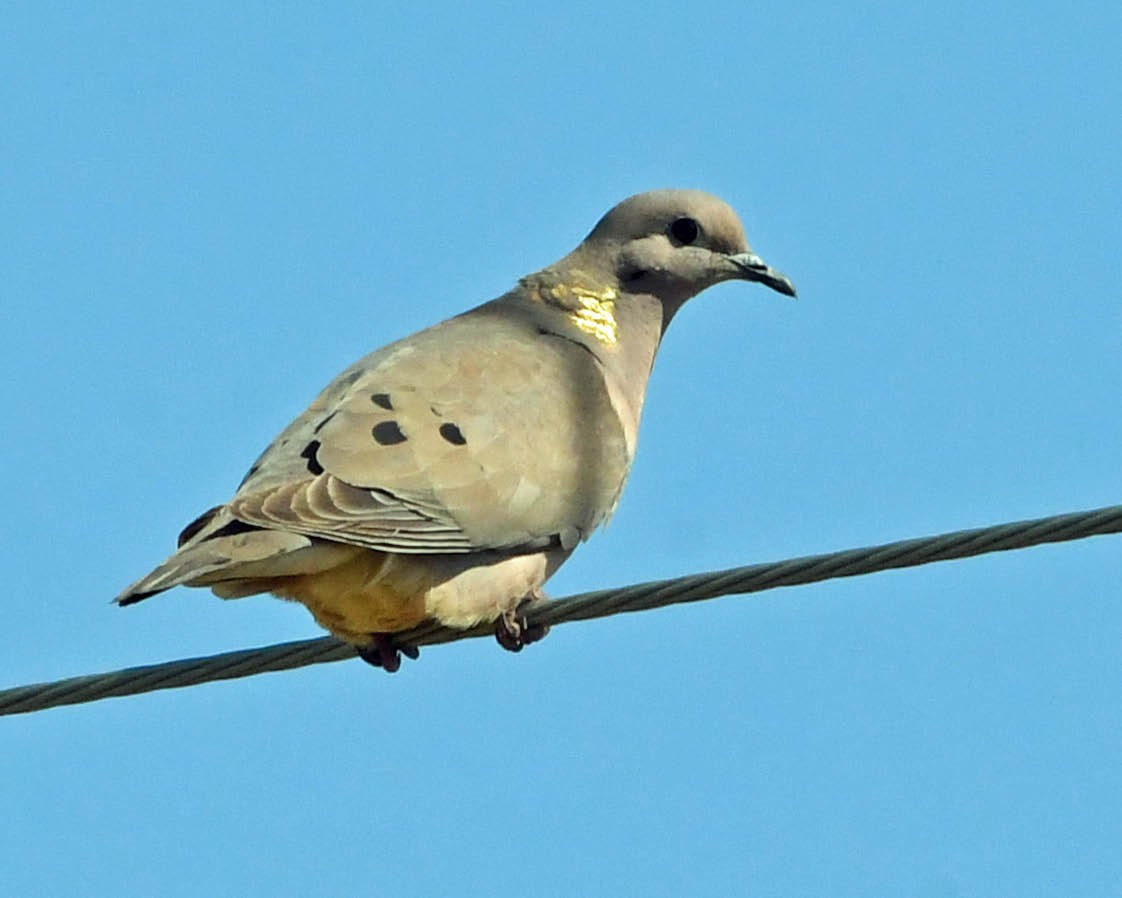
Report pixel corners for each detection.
[3,3,1120,896]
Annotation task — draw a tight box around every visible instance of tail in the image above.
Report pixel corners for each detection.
[115,506,353,605]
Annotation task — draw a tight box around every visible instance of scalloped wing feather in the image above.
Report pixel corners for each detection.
[228,299,630,555]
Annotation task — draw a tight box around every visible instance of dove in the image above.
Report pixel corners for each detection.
[116,189,796,671]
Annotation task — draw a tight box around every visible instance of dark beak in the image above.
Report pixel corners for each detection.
[727,252,797,298]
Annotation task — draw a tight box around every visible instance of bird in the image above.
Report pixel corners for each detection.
[116,189,796,671]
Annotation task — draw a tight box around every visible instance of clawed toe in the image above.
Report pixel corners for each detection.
[357,634,420,673]
[357,597,548,668]
[495,598,550,653]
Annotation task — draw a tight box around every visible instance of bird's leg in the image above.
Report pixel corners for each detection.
[356,633,420,673]
[495,589,550,653]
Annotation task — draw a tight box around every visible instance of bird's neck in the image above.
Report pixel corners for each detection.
[519,267,622,347]
[519,266,666,359]
[519,266,666,458]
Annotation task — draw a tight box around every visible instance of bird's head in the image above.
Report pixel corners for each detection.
[575,189,796,315]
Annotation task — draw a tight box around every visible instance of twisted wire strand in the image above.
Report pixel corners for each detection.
[2,503,1119,717]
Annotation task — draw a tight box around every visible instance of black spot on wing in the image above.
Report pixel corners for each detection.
[371,392,393,410]
[207,518,263,540]
[179,510,262,548]
[439,422,467,445]
[371,420,407,445]
[301,440,325,475]
[178,505,223,547]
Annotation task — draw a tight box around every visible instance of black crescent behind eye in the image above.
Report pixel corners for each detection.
[669,216,701,246]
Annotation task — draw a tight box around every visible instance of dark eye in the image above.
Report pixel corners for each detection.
[668,216,701,246]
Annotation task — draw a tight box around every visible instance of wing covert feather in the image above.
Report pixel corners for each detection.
[230,300,631,554]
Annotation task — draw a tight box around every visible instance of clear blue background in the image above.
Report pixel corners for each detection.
[3,4,1120,896]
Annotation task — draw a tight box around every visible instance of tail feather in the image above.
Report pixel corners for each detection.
[116,512,357,605]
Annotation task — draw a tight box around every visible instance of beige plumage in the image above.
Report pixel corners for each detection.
[117,189,795,670]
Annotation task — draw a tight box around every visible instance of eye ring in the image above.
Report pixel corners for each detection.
[668,216,701,246]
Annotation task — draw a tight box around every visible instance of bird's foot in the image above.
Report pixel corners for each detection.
[495,592,550,653]
[356,633,420,673]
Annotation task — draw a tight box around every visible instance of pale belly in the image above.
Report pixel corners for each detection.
[262,545,572,644]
